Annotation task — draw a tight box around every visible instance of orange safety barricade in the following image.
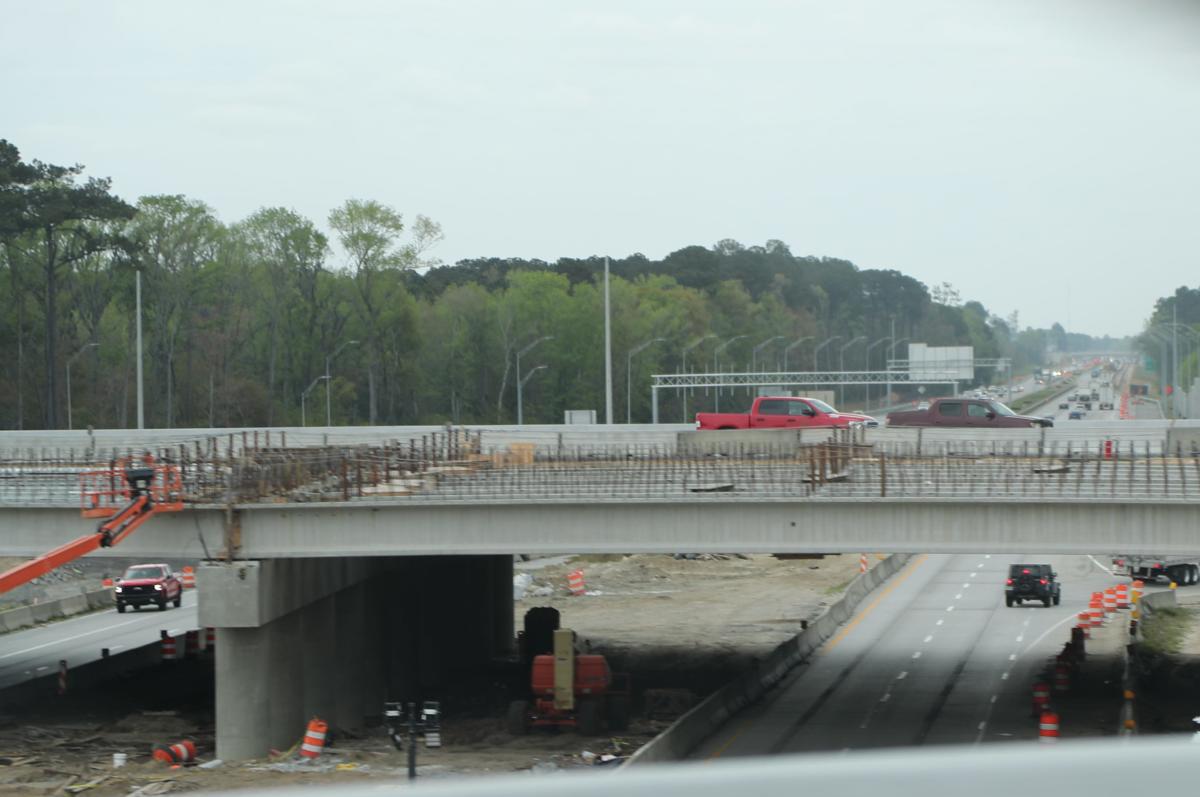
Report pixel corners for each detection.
[1053,663,1070,693]
[1076,612,1091,639]
[1031,681,1051,716]
[161,631,177,661]
[859,554,868,574]
[153,739,196,764]
[181,566,196,590]
[567,570,586,596]
[1039,710,1059,743]
[300,718,328,759]
[1088,599,1104,628]
[1103,588,1117,614]
[1115,583,1130,609]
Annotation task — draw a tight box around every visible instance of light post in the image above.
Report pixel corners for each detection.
[864,337,891,410]
[516,336,553,425]
[783,336,813,372]
[325,339,358,427]
[713,335,748,412]
[66,343,98,431]
[681,334,716,422]
[301,375,328,427]
[813,336,840,371]
[838,336,866,407]
[517,365,548,425]
[752,336,784,372]
[627,337,666,424]
[885,338,909,409]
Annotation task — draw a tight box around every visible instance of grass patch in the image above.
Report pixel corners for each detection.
[1010,379,1075,414]
[1141,606,1193,655]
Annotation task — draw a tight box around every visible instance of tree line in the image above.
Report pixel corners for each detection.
[1,139,1096,429]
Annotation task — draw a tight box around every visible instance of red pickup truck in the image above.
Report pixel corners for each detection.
[114,563,183,613]
[696,396,878,430]
[886,398,1053,428]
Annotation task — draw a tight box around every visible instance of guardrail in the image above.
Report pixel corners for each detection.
[625,553,913,765]
[0,586,113,633]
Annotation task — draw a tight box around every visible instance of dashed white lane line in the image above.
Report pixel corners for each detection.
[36,665,48,672]
[970,572,977,578]
[978,721,987,731]
[108,645,125,653]
[955,593,963,600]
[1016,635,1024,643]
[897,671,908,680]
[947,606,955,612]
[1008,654,1017,661]
[880,693,891,703]
[924,635,933,643]
[962,583,969,588]
[1001,672,1010,680]
[990,695,998,704]
[936,619,944,626]
[985,555,991,559]
[912,651,922,659]
[977,563,985,568]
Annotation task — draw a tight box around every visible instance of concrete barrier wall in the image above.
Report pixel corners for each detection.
[0,586,113,634]
[625,553,913,765]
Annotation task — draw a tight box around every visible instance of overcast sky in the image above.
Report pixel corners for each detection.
[3,0,1198,337]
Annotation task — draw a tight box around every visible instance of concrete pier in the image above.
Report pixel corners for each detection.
[201,555,513,760]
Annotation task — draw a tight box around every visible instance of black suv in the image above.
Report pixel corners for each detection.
[1005,564,1061,607]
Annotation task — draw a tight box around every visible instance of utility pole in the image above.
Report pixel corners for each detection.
[604,257,613,425]
[681,334,716,422]
[136,269,144,429]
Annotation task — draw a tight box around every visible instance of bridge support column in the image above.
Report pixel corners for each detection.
[201,554,514,761]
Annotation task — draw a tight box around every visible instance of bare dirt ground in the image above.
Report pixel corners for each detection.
[0,552,861,794]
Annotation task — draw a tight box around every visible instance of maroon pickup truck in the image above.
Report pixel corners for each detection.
[114,563,183,612]
[696,396,878,430]
[886,398,1053,428]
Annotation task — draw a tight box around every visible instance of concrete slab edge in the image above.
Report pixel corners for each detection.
[1123,589,1178,736]
[624,553,913,766]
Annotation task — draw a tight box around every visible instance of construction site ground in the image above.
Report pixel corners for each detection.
[0,552,861,795]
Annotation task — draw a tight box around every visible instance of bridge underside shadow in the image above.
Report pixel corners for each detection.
[199,555,512,760]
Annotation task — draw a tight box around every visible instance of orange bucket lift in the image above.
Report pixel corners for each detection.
[0,456,184,595]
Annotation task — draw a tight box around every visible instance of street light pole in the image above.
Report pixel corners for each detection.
[838,336,866,407]
[627,337,666,424]
[813,336,840,372]
[325,339,359,427]
[783,336,813,372]
[516,336,553,425]
[66,343,99,431]
[301,375,328,427]
[135,269,144,430]
[518,365,548,425]
[752,336,785,372]
[681,334,717,422]
[886,338,909,410]
[864,337,890,411]
[713,335,748,413]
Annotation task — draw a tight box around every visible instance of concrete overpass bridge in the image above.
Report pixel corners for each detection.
[1,422,1199,759]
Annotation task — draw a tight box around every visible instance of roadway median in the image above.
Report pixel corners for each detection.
[0,586,114,634]
[624,552,913,765]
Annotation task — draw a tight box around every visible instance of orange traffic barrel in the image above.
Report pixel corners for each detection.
[102,577,114,589]
[181,566,196,590]
[160,631,177,661]
[300,718,327,759]
[152,739,196,764]
[1053,663,1070,693]
[1039,710,1059,743]
[1088,600,1104,628]
[1103,588,1117,614]
[1031,681,1051,715]
[1076,612,1091,639]
[567,570,586,596]
[1115,583,1130,609]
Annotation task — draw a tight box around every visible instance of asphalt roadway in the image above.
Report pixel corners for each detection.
[0,590,198,690]
[693,553,1129,757]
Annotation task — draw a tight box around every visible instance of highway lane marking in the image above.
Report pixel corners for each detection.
[970,573,977,578]
[708,555,931,760]
[879,693,890,702]
[978,563,985,567]
[1008,654,1017,661]
[109,645,125,652]
[924,635,933,643]
[1001,672,1009,680]
[990,695,998,703]
[946,606,954,612]
[1087,555,1114,575]
[962,583,970,588]
[985,555,991,559]
[0,617,158,660]
[36,665,47,672]
[897,671,907,680]
[1016,635,1024,642]
[936,619,944,626]
[955,593,963,600]
[912,651,922,659]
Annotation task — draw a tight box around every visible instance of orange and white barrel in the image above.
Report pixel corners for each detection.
[1115,583,1130,609]
[1088,600,1104,628]
[1053,663,1070,693]
[161,631,177,661]
[1039,710,1060,743]
[567,570,586,597]
[1031,681,1051,715]
[1132,580,1144,604]
[181,566,196,590]
[859,554,868,574]
[1103,588,1117,614]
[1076,612,1091,639]
[300,718,328,759]
[102,577,114,589]
[152,739,196,764]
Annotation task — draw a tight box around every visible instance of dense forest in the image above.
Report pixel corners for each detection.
[0,139,1102,429]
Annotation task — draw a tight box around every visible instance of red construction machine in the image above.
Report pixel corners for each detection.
[507,627,630,736]
[0,457,184,595]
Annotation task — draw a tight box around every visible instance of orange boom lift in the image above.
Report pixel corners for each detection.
[0,457,183,594]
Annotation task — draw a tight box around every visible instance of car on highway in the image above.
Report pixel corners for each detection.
[1005,564,1060,607]
[1099,401,1114,410]
[1068,410,1084,420]
[1058,402,1068,409]
[886,398,1053,428]
[114,563,182,613]
[695,396,878,430]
